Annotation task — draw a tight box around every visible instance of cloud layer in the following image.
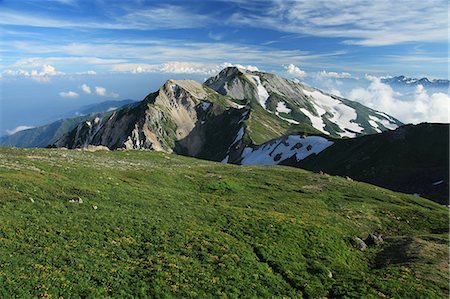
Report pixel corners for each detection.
[6,125,35,135]
[348,76,449,124]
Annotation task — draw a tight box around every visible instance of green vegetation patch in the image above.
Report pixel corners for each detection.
[0,147,447,298]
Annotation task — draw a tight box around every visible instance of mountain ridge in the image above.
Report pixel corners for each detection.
[381,75,449,88]
[50,67,403,168]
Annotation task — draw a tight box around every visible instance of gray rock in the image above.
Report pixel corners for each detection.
[68,197,83,204]
[365,233,383,245]
[354,237,367,251]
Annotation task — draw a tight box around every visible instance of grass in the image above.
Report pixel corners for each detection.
[0,147,448,298]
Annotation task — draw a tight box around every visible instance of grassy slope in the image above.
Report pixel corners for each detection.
[0,147,448,298]
[296,123,449,204]
[245,101,323,145]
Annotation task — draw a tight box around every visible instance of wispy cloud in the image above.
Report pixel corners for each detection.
[2,38,344,76]
[95,86,118,98]
[315,70,354,79]
[0,4,212,31]
[59,90,79,98]
[95,86,106,96]
[117,5,211,30]
[6,125,35,135]
[228,0,448,46]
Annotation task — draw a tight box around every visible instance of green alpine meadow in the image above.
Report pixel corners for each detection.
[1,1,449,297]
[0,147,447,298]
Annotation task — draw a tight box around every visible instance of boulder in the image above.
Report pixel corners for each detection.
[365,233,383,246]
[68,197,83,204]
[354,237,367,251]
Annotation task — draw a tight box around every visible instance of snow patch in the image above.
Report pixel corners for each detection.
[276,101,291,114]
[302,89,364,137]
[241,135,333,165]
[247,75,269,108]
[432,180,444,186]
[370,114,398,130]
[376,112,395,123]
[106,107,117,112]
[368,120,382,133]
[368,116,382,132]
[231,102,246,109]
[277,115,299,124]
[300,108,328,134]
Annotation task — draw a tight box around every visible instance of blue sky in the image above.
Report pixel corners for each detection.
[0,0,449,134]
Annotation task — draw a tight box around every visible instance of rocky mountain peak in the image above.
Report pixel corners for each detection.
[205,67,402,138]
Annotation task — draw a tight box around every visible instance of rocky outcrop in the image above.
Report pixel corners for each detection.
[52,79,248,162]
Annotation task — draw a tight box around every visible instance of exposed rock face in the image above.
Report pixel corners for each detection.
[53,79,248,162]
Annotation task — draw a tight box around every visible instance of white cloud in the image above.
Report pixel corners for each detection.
[221,62,259,72]
[160,61,222,74]
[95,86,107,96]
[348,76,449,124]
[112,61,259,75]
[6,38,337,75]
[316,70,353,79]
[112,63,158,73]
[2,64,61,83]
[81,83,91,94]
[6,125,35,135]
[284,64,306,77]
[330,89,343,97]
[59,91,79,98]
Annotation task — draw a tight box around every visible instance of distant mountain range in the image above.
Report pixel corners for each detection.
[381,75,449,88]
[2,67,447,204]
[0,99,137,148]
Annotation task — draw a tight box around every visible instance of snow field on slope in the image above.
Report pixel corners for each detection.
[302,89,364,137]
[276,101,291,114]
[374,113,399,130]
[247,75,270,109]
[240,135,333,165]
